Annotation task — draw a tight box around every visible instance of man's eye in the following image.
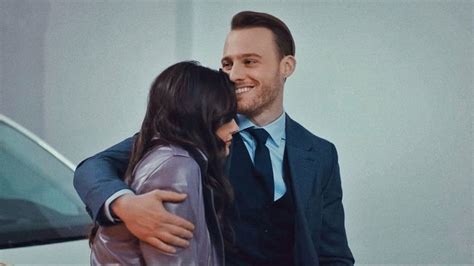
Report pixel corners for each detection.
[244,59,256,65]
[221,62,232,69]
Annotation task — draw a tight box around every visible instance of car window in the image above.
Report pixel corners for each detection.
[0,120,91,248]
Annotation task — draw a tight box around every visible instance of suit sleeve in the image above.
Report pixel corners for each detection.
[73,136,134,225]
[318,144,355,265]
[134,156,204,266]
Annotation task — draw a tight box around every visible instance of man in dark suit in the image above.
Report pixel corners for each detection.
[74,11,354,265]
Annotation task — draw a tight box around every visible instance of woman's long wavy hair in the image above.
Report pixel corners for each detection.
[89,61,236,247]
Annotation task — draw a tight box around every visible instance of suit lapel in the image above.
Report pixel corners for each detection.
[285,116,322,264]
[227,114,319,210]
[285,115,318,212]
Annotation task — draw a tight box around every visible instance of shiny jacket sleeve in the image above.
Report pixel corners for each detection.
[73,136,134,224]
[132,155,209,266]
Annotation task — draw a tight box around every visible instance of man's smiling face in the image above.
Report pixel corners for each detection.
[221,27,286,120]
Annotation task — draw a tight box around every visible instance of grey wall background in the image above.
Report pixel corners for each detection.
[1,0,472,264]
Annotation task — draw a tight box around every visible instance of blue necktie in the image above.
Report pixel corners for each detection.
[247,128,274,200]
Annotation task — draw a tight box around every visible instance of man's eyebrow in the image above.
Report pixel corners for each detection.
[221,53,262,62]
[239,53,262,58]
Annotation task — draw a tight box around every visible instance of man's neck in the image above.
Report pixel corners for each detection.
[248,107,284,127]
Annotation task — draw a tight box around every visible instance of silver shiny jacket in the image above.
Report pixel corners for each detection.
[90,144,223,265]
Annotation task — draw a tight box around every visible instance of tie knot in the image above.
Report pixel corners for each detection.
[247,128,270,145]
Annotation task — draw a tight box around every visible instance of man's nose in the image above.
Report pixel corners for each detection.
[229,63,244,82]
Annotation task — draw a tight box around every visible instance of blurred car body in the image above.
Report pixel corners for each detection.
[0,114,91,264]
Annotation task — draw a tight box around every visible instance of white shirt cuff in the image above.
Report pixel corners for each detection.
[104,189,135,222]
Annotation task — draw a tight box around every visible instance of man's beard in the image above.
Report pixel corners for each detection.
[237,81,281,118]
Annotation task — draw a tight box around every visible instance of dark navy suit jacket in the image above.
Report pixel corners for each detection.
[74,115,354,265]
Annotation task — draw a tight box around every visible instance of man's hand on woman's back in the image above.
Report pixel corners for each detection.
[111,190,195,253]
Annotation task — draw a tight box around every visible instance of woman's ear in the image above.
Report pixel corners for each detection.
[280,55,296,79]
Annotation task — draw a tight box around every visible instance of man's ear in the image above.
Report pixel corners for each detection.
[280,55,296,79]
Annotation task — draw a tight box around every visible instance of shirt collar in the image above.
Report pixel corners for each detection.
[237,112,286,147]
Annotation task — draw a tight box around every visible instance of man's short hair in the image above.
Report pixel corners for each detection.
[231,11,295,58]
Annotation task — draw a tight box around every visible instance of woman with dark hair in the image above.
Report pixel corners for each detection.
[90,61,238,265]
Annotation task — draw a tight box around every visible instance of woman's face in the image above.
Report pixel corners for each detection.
[216,119,239,155]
